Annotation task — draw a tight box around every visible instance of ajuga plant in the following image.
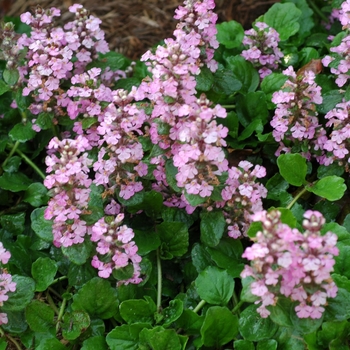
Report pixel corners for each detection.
[1,0,350,349]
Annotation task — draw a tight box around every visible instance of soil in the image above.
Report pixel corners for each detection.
[1,0,279,60]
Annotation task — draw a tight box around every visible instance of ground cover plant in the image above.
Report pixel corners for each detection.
[1,0,350,348]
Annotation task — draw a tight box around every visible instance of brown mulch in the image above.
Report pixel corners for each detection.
[1,0,278,59]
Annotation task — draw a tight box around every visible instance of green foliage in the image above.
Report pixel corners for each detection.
[1,0,350,348]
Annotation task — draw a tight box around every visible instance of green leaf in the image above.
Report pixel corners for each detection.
[68,263,97,288]
[139,326,183,350]
[317,320,350,348]
[0,172,32,192]
[257,339,278,350]
[234,340,255,350]
[196,66,214,91]
[277,153,307,186]
[62,311,90,341]
[62,239,93,265]
[143,190,164,218]
[0,212,25,235]
[120,296,156,324]
[157,222,189,259]
[71,277,118,319]
[31,257,58,292]
[195,266,234,305]
[81,336,108,350]
[261,3,302,41]
[317,90,343,114]
[1,310,27,334]
[240,277,259,303]
[266,173,289,202]
[236,91,268,127]
[0,80,10,95]
[261,73,288,108]
[191,243,214,273]
[306,176,346,201]
[106,324,151,350]
[165,159,181,192]
[2,275,35,311]
[30,207,53,242]
[213,69,242,94]
[200,211,226,247]
[9,122,36,142]
[133,229,160,255]
[161,299,183,328]
[324,286,350,321]
[205,238,244,278]
[226,56,260,93]
[89,52,130,71]
[23,182,49,207]
[35,338,67,350]
[25,300,55,333]
[2,156,21,173]
[216,20,244,49]
[200,306,239,347]
[175,309,204,335]
[3,68,19,86]
[239,304,278,341]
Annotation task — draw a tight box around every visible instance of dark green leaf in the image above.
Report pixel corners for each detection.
[71,277,118,319]
[0,80,10,95]
[0,212,25,235]
[139,326,183,350]
[234,340,255,350]
[196,67,214,91]
[213,69,242,94]
[160,299,183,327]
[195,266,234,305]
[81,336,108,350]
[23,183,49,207]
[200,306,239,347]
[2,156,21,173]
[2,275,35,311]
[25,300,55,333]
[226,56,260,93]
[61,239,93,265]
[216,20,244,49]
[200,211,226,247]
[31,207,53,242]
[239,304,278,341]
[9,122,36,142]
[62,311,90,341]
[120,297,156,325]
[157,221,189,259]
[106,324,151,350]
[0,172,32,192]
[277,153,307,186]
[31,257,58,292]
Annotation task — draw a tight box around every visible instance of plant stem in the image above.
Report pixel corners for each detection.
[0,328,22,350]
[2,141,20,168]
[14,147,46,180]
[47,291,60,315]
[286,186,308,210]
[56,287,71,333]
[193,299,206,314]
[307,0,329,23]
[51,276,68,286]
[232,300,244,314]
[156,248,162,312]
[232,291,240,316]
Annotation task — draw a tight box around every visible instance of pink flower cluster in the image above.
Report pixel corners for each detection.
[0,243,16,325]
[270,66,324,159]
[136,0,231,211]
[219,161,267,238]
[17,4,108,130]
[319,100,350,169]
[241,22,284,78]
[322,0,350,87]
[44,136,92,247]
[90,213,142,285]
[241,210,338,319]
